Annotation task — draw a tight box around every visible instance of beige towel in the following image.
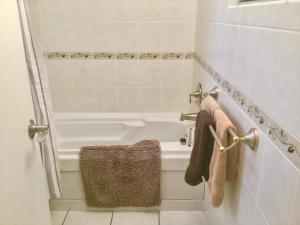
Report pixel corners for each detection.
[201,96,238,207]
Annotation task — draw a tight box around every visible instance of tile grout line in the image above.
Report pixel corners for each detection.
[109,211,114,225]
[61,210,69,225]
[158,211,161,225]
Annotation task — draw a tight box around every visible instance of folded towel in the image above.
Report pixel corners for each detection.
[202,96,238,207]
[80,140,161,208]
[185,110,215,186]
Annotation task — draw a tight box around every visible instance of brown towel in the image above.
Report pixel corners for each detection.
[185,110,215,186]
[201,96,238,207]
[80,140,161,208]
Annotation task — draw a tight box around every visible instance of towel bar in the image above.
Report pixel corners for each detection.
[181,85,259,153]
[209,125,259,153]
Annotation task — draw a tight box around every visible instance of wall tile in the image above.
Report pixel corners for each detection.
[289,176,300,225]
[46,60,73,87]
[118,88,139,112]
[92,22,116,52]
[116,61,139,87]
[136,0,161,21]
[276,31,300,138]
[138,23,161,52]
[138,88,161,112]
[160,0,188,21]
[50,88,75,112]
[257,140,298,225]
[41,22,67,51]
[96,88,118,112]
[113,0,138,21]
[160,23,186,52]
[93,61,117,87]
[161,61,185,88]
[39,0,64,21]
[69,61,95,87]
[253,205,269,225]
[285,1,300,31]
[139,61,161,87]
[257,2,287,29]
[233,26,257,96]
[65,22,93,51]
[115,23,139,52]
[72,88,97,112]
[160,88,189,112]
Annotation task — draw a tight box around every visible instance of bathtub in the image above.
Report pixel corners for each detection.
[52,113,204,211]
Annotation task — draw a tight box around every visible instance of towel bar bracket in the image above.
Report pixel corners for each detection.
[212,127,259,153]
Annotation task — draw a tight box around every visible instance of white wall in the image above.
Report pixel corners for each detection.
[194,1,300,225]
[26,0,198,112]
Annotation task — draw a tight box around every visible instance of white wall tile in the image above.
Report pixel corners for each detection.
[46,60,73,87]
[253,205,269,225]
[65,22,93,51]
[39,0,64,21]
[289,176,300,225]
[139,61,161,87]
[161,61,185,88]
[115,23,139,52]
[93,61,117,87]
[113,0,138,21]
[138,23,161,52]
[70,61,95,87]
[285,1,300,31]
[92,22,116,52]
[136,0,161,21]
[118,88,139,112]
[138,88,161,112]
[160,23,186,52]
[257,140,298,225]
[41,22,67,51]
[116,61,139,87]
[160,0,188,21]
[96,88,118,112]
[257,2,287,29]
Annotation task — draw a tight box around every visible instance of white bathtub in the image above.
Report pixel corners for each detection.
[52,113,204,211]
[55,113,194,156]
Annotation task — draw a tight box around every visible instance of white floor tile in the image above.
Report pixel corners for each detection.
[160,211,206,225]
[112,212,159,225]
[51,211,67,225]
[64,211,112,225]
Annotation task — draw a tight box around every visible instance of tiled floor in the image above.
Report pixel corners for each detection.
[51,211,207,225]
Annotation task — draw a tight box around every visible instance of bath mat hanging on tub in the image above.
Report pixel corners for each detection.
[80,140,161,208]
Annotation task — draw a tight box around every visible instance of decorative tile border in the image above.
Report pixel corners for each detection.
[44,52,195,60]
[194,54,300,166]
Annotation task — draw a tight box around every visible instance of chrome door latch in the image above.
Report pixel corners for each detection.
[28,119,49,139]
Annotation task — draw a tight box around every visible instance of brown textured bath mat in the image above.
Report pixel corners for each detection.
[80,140,161,208]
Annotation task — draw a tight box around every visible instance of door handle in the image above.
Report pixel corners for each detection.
[28,119,49,139]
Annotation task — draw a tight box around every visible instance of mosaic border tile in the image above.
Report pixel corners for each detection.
[194,54,300,166]
[44,52,195,60]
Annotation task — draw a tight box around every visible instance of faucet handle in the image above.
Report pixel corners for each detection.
[189,91,202,104]
[189,83,203,104]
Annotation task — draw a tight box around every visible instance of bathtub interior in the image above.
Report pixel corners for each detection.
[55,113,195,153]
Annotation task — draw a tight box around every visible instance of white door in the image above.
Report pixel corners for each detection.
[0,0,52,225]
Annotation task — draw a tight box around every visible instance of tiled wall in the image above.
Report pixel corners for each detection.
[193,0,300,225]
[26,0,198,112]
